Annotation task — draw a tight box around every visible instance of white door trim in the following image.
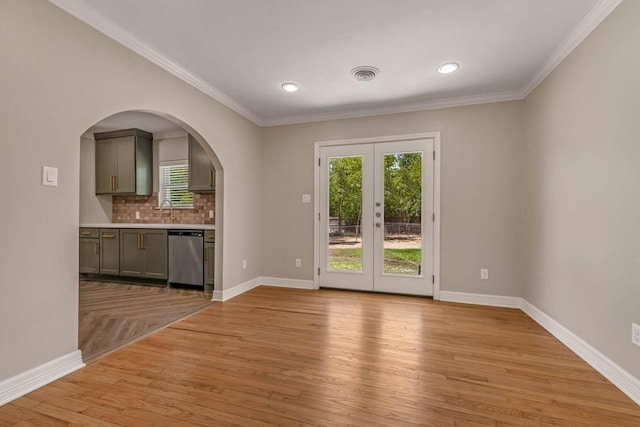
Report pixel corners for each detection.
[313,132,441,299]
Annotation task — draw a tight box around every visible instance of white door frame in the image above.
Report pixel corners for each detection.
[313,132,441,300]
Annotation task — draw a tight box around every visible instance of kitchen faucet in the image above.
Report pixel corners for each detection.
[161,199,177,224]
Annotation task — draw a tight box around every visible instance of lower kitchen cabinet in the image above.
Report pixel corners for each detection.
[204,241,215,287]
[120,229,168,279]
[79,229,100,274]
[99,229,119,275]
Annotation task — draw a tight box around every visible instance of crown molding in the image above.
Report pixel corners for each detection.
[521,0,622,97]
[49,0,263,126]
[261,90,524,127]
[51,0,621,128]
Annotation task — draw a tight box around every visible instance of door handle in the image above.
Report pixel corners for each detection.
[375,212,381,217]
[137,233,141,249]
[113,175,117,191]
[102,233,115,238]
[376,222,381,228]
[140,233,144,249]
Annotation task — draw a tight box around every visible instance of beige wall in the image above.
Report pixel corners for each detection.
[0,0,261,380]
[523,0,640,379]
[261,101,525,296]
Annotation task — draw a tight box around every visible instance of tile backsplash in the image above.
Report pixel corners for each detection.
[112,192,215,224]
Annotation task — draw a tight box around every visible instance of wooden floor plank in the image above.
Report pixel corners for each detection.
[79,280,214,363]
[1,286,639,426]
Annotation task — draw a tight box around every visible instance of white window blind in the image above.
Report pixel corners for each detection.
[159,161,193,208]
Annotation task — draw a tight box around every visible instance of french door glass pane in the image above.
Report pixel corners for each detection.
[383,152,422,275]
[328,156,363,272]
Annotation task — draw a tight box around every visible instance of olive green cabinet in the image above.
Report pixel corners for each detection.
[120,229,167,279]
[79,228,100,274]
[188,134,215,192]
[99,229,120,275]
[204,230,215,288]
[94,129,153,196]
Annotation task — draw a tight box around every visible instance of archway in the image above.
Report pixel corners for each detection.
[77,110,223,362]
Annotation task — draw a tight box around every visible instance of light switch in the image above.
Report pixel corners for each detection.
[41,166,58,187]
[302,194,311,204]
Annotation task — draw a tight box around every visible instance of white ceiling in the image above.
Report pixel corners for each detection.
[54,0,620,126]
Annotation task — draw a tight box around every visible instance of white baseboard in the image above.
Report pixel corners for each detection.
[260,276,316,290]
[212,277,261,302]
[0,350,85,406]
[521,300,640,407]
[438,290,639,407]
[439,290,523,308]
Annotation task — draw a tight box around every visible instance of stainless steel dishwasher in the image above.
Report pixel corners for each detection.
[168,230,204,287]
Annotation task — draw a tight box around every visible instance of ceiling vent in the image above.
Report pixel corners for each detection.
[351,66,380,82]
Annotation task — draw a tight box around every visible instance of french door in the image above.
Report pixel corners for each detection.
[318,138,434,296]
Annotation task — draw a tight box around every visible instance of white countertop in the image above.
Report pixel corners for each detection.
[80,223,215,230]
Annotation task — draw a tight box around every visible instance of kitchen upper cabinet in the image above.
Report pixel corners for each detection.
[99,229,119,275]
[188,134,215,193]
[94,128,153,195]
[79,228,99,274]
[120,229,167,279]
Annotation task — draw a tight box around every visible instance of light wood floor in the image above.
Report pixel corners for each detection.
[79,281,214,363]
[2,286,639,426]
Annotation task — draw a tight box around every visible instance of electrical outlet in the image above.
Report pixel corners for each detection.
[295,258,302,268]
[209,210,214,219]
[242,260,247,270]
[135,211,140,220]
[632,323,640,347]
[480,269,489,280]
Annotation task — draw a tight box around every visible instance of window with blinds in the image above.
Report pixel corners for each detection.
[159,161,194,208]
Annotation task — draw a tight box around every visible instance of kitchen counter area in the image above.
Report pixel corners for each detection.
[80,223,215,230]
[79,225,215,290]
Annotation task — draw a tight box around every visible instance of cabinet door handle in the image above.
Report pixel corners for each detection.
[113,175,117,191]
[102,233,115,238]
[94,242,99,254]
[140,233,144,249]
[80,231,91,236]
[137,233,141,249]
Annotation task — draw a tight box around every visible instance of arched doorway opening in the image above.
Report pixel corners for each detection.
[77,110,223,363]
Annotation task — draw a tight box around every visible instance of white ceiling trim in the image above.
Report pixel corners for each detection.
[49,0,263,125]
[50,0,621,127]
[521,0,622,97]
[261,90,524,127]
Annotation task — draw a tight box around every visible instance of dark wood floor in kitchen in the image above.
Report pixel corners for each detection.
[1,286,639,426]
[79,280,214,363]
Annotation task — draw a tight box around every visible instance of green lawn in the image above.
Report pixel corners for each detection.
[329,248,421,275]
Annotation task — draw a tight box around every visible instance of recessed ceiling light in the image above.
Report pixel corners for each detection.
[437,62,459,75]
[281,82,300,92]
